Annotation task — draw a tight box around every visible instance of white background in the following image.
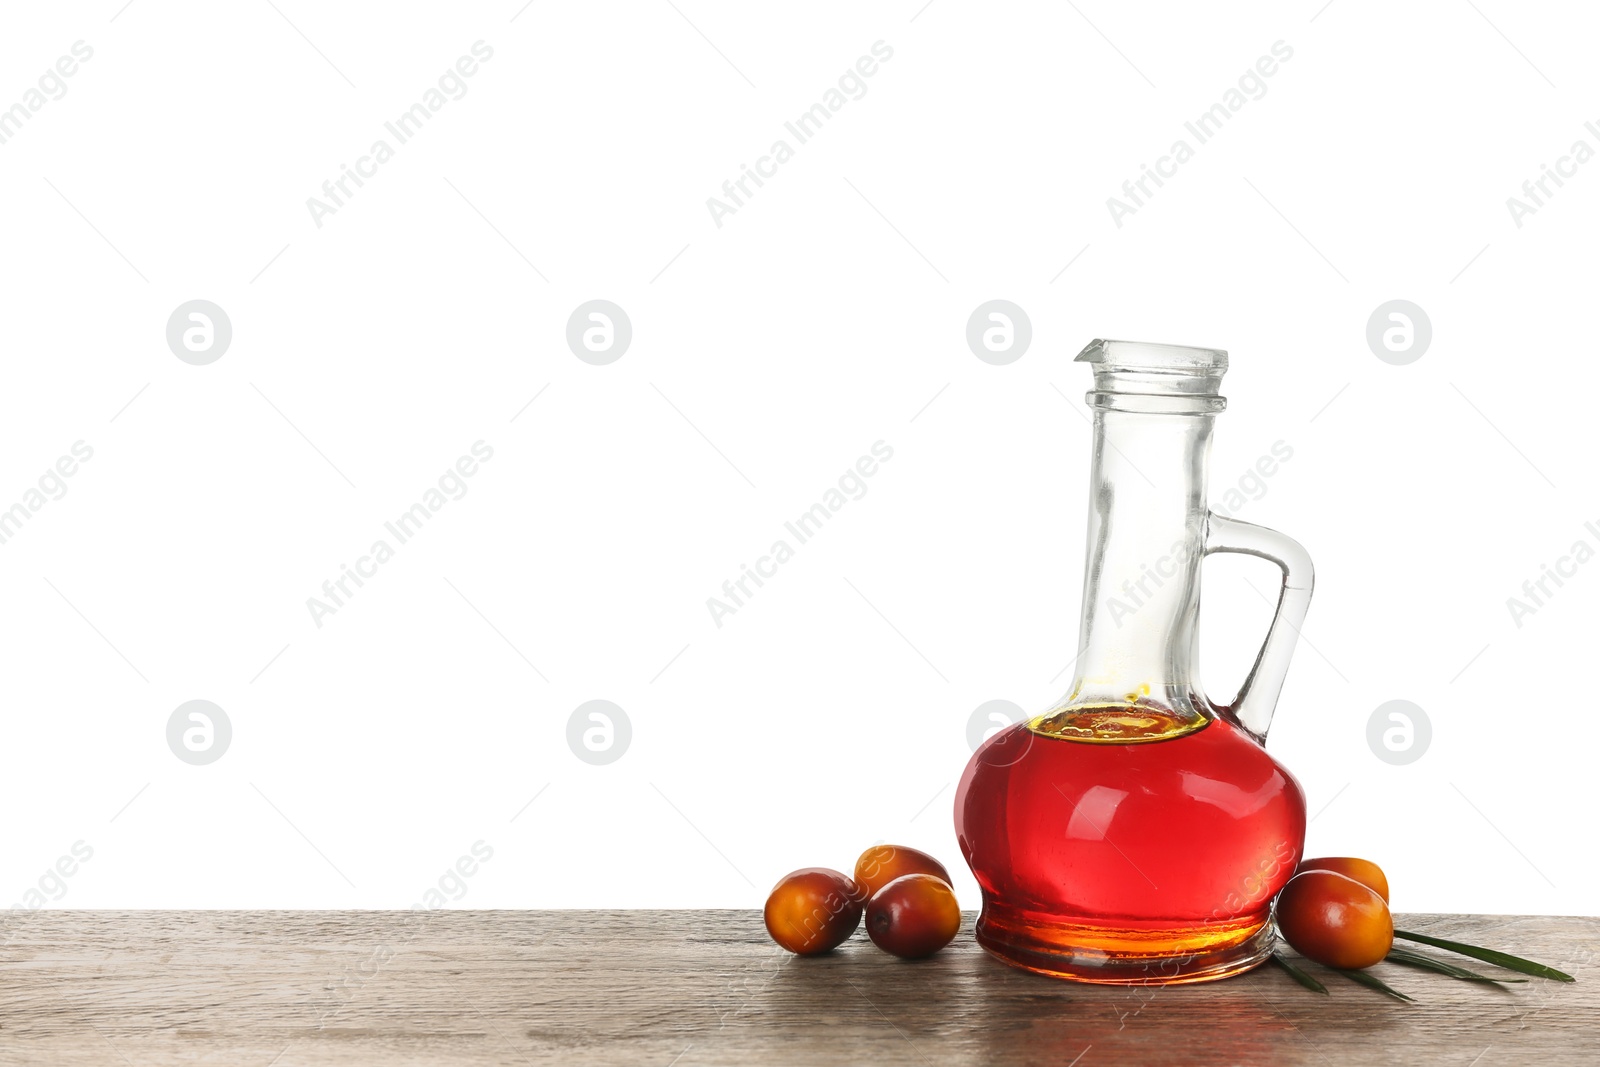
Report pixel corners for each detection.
[0,1,1595,916]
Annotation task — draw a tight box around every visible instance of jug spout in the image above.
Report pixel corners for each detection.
[1074,337,1228,369]
[1074,339,1230,410]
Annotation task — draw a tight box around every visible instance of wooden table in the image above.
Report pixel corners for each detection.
[1,912,1593,1065]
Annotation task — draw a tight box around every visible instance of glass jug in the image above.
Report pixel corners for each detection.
[955,339,1313,985]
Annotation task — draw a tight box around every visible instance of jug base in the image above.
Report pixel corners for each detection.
[974,901,1275,985]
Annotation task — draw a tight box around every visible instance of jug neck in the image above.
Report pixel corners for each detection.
[1063,406,1215,721]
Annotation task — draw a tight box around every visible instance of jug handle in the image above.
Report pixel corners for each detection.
[1202,513,1315,743]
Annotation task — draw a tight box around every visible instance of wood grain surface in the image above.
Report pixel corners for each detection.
[0,911,1593,1065]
